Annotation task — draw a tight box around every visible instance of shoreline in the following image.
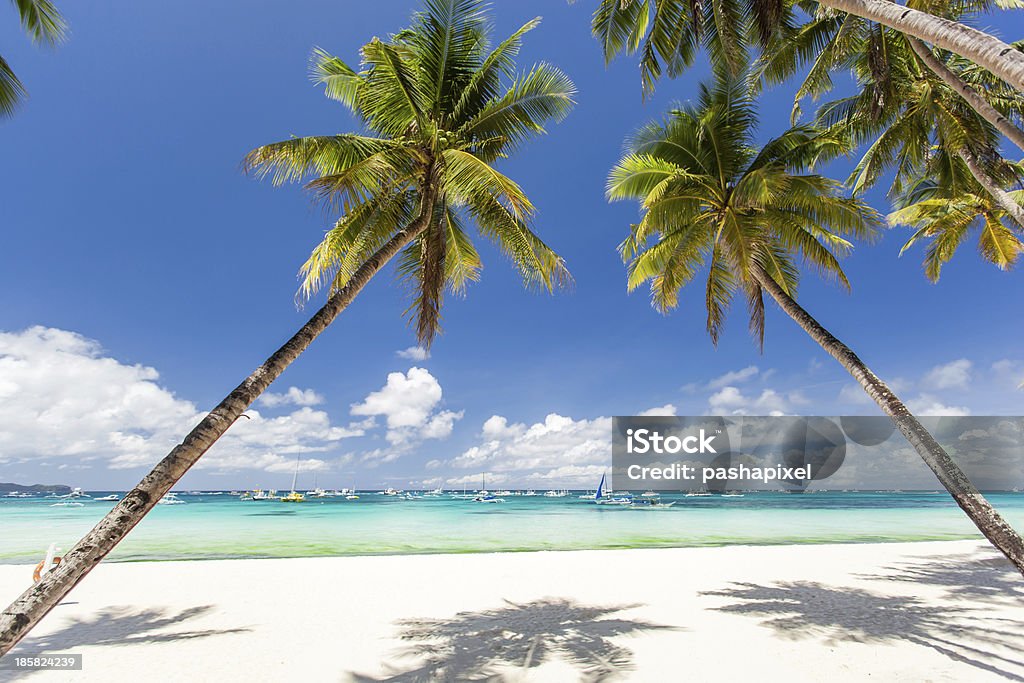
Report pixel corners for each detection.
[0,533,994,566]
[2,540,1022,681]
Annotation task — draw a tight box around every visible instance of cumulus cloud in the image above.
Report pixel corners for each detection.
[923,359,972,390]
[908,395,971,417]
[0,327,362,474]
[637,404,678,417]
[707,386,790,416]
[447,413,611,486]
[350,367,462,447]
[259,386,325,408]
[396,346,430,361]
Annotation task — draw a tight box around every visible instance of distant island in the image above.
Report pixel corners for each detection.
[0,482,71,495]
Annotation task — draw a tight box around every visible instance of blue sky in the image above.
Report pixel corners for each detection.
[1,0,1022,491]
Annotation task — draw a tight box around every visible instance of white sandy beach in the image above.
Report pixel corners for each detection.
[1,540,1022,681]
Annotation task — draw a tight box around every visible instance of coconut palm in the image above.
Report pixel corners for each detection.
[777,16,1024,232]
[2,0,66,117]
[586,0,1024,97]
[607,76,1024,573]
[889,169,1024,279]
[0,0,574,655]
[758,0,1024,146]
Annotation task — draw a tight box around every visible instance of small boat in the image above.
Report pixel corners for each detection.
[58,487,91,500]
[593,474,632,506]
[50,501,84,507]
[280,455,306,502]
[522,490,538,496]
[95,494,119,502]
[720,492,745,498]
[543,489,569,497]
[685,485,713,497]
[630,495,675,509]
[640,491,659,498]
[473,494,505,503]
[157,493,186,505]
[381,488,402,496]
[345,494,360,500]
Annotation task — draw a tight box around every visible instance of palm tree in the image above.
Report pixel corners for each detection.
[2,0,66,117]
[757,0,1024,153]
[607,76,1024,573]
[889,170,1024,279]
[0,0,574,655]
[586,0,1024,97]
[778,17,1024,231]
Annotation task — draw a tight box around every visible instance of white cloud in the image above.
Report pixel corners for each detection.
[0,327,362,474]
[992,360,1024,390]
[908,394,971,417]
[707,366,759,390]
[350,367,462,447]
[396,346,430,361]
[259,386,325,408]
[637,404,678,416]
[707,386,790,416]
[923,359,972,390]
[446,413,611,486]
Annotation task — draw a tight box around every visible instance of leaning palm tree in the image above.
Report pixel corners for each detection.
[784,18,1024,232]
[2,0,66,117]
[586,0,1024,97]
[607,75,1024,573]
[758,0,1024,151]
[0,0,574,655]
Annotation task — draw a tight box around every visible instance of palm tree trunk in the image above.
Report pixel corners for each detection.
[0,214,433,656]
[819,0,1024,94]
[908,37,1024,154]
[751,264,1024,575]
[957,146,1024,230]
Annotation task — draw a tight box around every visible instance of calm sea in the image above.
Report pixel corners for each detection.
[2,490,1023,564]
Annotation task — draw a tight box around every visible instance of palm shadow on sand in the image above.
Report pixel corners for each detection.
[702,550,1024,681]
[346,598,678,682]
[2,605,250,681]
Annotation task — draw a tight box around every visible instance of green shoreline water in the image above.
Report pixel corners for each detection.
[2,491,1021,564]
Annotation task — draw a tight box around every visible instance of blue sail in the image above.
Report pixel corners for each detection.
[596,473,606,500]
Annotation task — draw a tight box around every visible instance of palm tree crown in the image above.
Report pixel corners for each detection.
[2,0,67,117]
[244,0,575,345]
[607,77,879,345]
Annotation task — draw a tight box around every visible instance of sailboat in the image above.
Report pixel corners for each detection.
[593,473,632,506]
[280,456,305,502]
[473,474,504,502]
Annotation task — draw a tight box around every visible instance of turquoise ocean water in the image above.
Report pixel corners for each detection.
[2,491,1023,564]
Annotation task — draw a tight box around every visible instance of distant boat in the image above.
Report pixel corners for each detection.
[59,488,91,500]
[543,490,569,497]
[522,490,538,497]
[50,501,84,507]
[381,488,402,496]
[593,474,632,506]
[95,494,119,502]
[685,485,713,498]
[473,493,504,503]
[157,493,185,505]
[281,455,306,503]
[720,492,744,498]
